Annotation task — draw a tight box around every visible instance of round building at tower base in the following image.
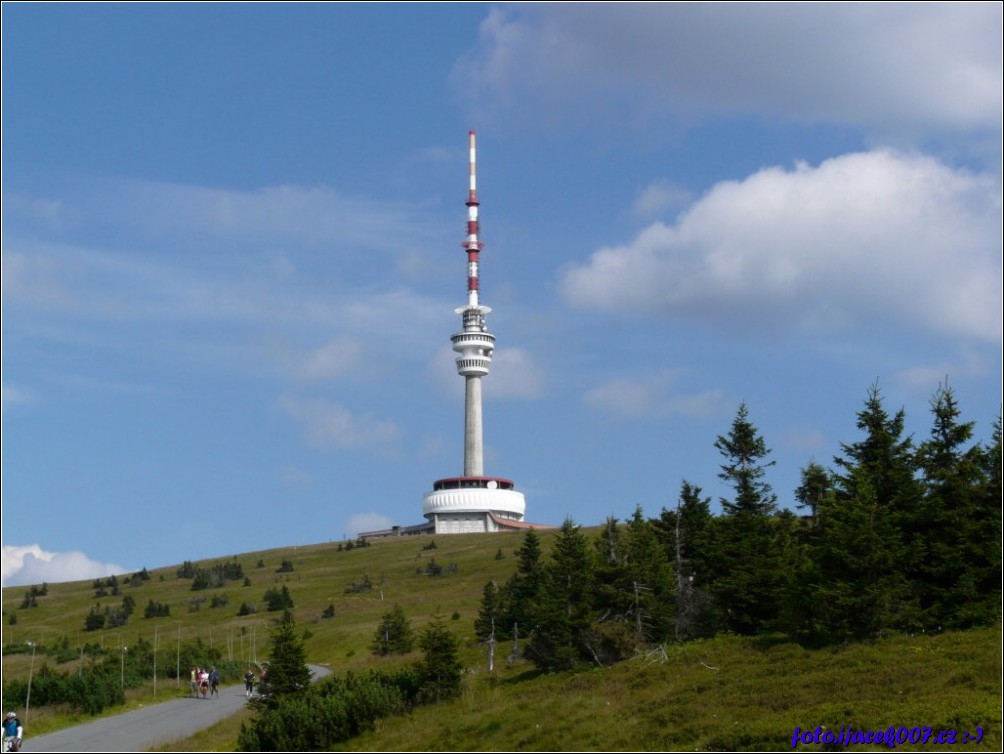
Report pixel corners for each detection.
[422,476,527,534]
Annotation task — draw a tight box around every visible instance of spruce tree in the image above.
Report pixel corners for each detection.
[656,481,720,639]
[591,516,625,618]
[548,517,595,622]
[371,604,415,655]
[808,470,906,642]
[415,612,462,703]
[526,517,595,670]
[833,383,921,529]
[505,529,547,637]
[474,580,506,642]
[809,383,921,638]
[256,609,312,709]
[622,506,674,643]
[795,461,830,524]
[975,415,1003,623]
[712,402,785,634]
[915,384,999,627]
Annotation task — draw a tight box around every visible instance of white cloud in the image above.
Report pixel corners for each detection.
[584,370,725,420]
[288,337,366,382]
[3,176,446,329]
[632,181,693,219]
[2,545,126,587]
[560,150,1002,342]
[428,344,544,401]
[279,396,401,449]
[345,512,396,537]
[488,347,545,399]
[461,4,1002,137]
[892,347,988,393]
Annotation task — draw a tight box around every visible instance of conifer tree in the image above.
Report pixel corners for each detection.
[915,384,998,627]
[795,461,830,524]
[806,469,906,642]
[505,529,547,637]
[526,517,595,670]
[975,415,1003,622]
[549,517,594,618]
[474,580,506,642]
[833,383,922,529]
[371,604,415,655]
[815,383,923,638]
[255,609,312,710]
[622,506,674,642]
[711,402,785,634]
[416,612,462,703]
[657,482,719,639]
[591,516,625,618]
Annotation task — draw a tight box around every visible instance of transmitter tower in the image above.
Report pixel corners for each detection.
[421,131,527,534]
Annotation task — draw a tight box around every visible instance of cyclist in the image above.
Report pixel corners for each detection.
[2,711,23,753]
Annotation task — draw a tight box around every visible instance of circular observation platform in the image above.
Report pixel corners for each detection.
[422,476,526,520]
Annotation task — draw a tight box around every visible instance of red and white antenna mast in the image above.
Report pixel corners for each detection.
[463,130,485,308]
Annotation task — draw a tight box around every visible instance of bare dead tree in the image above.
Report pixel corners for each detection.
[507,622,520,663]
[674,496,696,641]
[487,618,496,674]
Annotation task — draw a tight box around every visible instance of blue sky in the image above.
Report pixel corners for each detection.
[2,3,1001,587]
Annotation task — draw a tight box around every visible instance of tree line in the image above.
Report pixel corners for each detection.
[476,383,1000,670]
[1,635,244,715]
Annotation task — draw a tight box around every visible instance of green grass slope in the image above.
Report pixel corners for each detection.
[3,530,1001,752]
[1,531,543,732]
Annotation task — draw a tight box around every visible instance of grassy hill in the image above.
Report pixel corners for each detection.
[3,529,1001,751]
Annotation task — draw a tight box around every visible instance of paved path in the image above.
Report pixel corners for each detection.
[26,666,331,752]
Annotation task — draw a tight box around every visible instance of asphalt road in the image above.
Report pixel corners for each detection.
[25,665,331,752]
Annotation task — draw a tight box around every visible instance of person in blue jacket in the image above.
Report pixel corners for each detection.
[2,711,23,753]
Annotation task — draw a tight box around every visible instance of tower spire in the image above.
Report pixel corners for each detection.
[463,130,484,309]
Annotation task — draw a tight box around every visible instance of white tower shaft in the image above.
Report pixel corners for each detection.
[464,374,484,476]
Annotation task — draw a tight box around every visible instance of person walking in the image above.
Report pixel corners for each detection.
[2,711,23,752]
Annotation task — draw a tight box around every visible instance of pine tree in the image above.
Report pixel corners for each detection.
[811,383,919,638]
[474,580,506,642]
[505,529,547,637]
[526,517,595,670]
[591,516,625,618]
[833,383,921,527]
[548,517,595,621]
[711,402,785,634]
[656,481,719,639]
[416,612,462,703]
[915,384,999,628]
[255,609,312,710]
[975,415,1003,624]
[371,604,415,655]
[808,469,906,642]
[622,506,674,643]
[795,461,830,524]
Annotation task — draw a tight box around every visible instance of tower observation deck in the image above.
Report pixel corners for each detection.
[422,131,527,534]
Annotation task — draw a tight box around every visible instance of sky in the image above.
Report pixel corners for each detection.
[2,2,1001,587]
